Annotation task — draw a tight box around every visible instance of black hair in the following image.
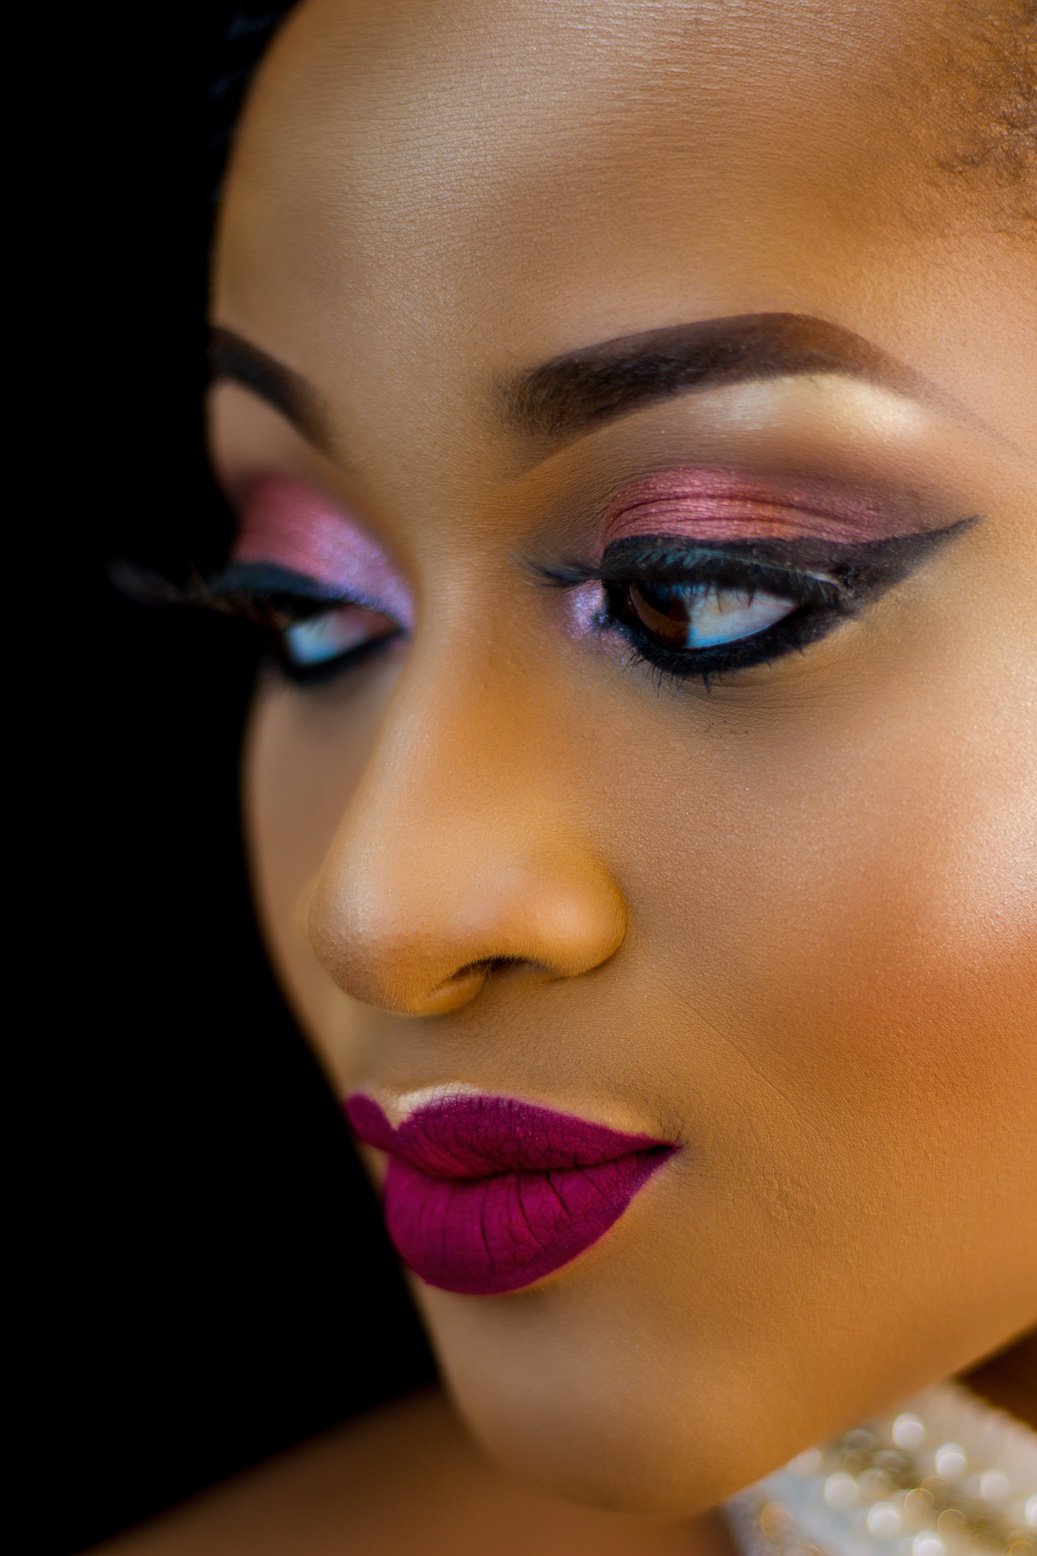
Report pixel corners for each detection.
[208,4,295,211]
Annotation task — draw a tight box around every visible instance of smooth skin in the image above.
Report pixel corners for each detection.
[112,0,1037,1548]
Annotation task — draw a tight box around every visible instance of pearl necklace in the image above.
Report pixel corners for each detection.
[722,1378,1037,1556]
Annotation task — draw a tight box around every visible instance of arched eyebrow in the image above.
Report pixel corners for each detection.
[208,312,995,465]
[209,326,336,459]
[497,312,964,444]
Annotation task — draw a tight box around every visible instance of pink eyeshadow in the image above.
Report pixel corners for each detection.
[601,467,920,548]
[231,473,413,628]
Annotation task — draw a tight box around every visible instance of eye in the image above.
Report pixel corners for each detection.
[282,603,401,673]
[122,557,409,687]
[528,518,980,691]
[609,578,798,651]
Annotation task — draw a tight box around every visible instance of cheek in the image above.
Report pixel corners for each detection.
[421,668,1035,1511]
[240,674,385,1082]
[626,644,1037,1285]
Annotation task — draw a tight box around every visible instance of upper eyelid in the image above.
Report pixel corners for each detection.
[522,515,980,589]
[141,500,977,623]
[201,559,401,618]
[589,545,841,592]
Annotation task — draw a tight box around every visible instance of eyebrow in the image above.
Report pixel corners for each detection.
[208,312,984,463]
[498,312,958,443]
[209,327,336,459]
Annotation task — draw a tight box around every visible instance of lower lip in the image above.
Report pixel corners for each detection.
[384,1152,672,1295]
[345,1094,676,1296]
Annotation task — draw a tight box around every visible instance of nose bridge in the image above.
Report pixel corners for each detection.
[305,628,628,1015]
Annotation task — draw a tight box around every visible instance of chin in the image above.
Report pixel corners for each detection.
[440,1360,768,1517]
[416,1283,806,1519]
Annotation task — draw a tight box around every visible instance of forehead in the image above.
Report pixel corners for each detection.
[212,0,1032,480]
[219,0,940,301]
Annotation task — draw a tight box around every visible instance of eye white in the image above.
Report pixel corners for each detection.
[683,583,796,648]
[284,606,395,666]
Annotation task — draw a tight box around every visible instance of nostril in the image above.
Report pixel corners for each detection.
[452,955,524,981]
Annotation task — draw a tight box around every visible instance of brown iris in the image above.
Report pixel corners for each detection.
[611,581,697,648]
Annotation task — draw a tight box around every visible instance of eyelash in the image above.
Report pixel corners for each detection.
[533,544,844,690]
[115,517,974,693]
[527,522,975,690]
[113,558,405,686]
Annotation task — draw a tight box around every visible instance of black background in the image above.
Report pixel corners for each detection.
[53,7,436,1551]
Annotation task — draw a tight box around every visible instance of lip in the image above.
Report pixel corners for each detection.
[344,1092,678,1296]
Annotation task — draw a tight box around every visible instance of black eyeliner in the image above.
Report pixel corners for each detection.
[527,515,980,596]
[524,513,980,690]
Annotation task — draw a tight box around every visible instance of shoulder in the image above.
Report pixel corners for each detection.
[93,1387,474,1554]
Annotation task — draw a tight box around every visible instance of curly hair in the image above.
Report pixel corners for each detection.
[937,0,1036,226]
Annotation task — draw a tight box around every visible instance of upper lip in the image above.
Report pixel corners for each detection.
[344,1090,676,1179]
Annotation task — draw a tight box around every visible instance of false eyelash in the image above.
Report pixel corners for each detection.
[523,518,979,692]
[528,522,978,601]
[109,557,373,628]
[108,556,406,686]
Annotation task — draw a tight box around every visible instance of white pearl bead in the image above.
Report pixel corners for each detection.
[933,1443,966,1479]
[893,1414,927,1451]
[824,1473,859,1510]
[867,1503,902,1538]
[978,1468,1010,1503]
[724,1377,1037,1556]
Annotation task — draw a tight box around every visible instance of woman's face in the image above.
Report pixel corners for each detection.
[209,0,1037,1517]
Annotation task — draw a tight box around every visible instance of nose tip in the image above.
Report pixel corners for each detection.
[305,850,628,1018]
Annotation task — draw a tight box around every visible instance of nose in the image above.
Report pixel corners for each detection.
[304,656,628,1017]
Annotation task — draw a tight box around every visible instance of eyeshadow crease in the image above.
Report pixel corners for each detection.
[231,473,414,628]
[601,467,936,549]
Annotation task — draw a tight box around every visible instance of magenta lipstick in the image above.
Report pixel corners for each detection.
[344,1092,677,1296]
